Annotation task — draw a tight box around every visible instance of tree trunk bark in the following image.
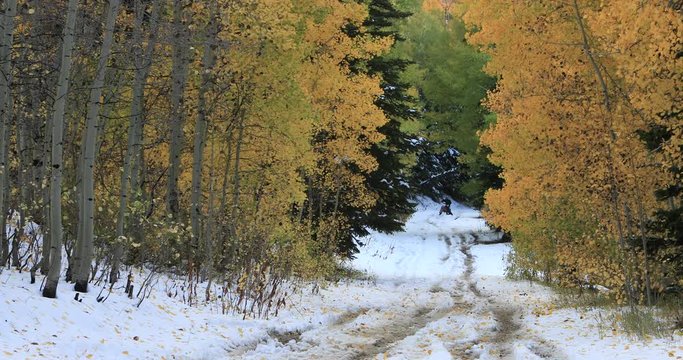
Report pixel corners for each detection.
[0,0,17,266]
[166,0,190,220]
[43,0,79,299]
[15,34,38,268]
[13,99,29,269]
[40,85,52,275]
[190,0,217,280]
[111,0,161,284]
[216,124,234,268]
[74,0,121,293]
[204,128,217,298]
[2,93,12,265]
[227,107,246,264]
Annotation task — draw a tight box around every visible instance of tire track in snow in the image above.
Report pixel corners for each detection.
[345,234,474,360]
[229,228,566,360]
[340,234,475,359]
[225,308,370,358]
[348,306,452,360]
[456,236,567,360]
[439,234,452,262]
[458,234,483,298]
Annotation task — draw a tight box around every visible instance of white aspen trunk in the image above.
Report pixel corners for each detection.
[69,119,87,282]
[28,77,44,279]
[190,0,217,278]
[72,85,115,282]
[40,77,52,274]
[126,0,160,241]
[0,0,16,265]
[74,0,121,293]
[40,85,52,273]
[2,93,11,263]
[13,102,30,268]
[43,0,78,299]
[13,31,37,267]
[69,59,113,283]
[204,128,216,298]
[166,0,189,219]
[216,124,233,268]
[15,35,35,242]
[29,83,41,222]
[227,107,246,260]
[63,63,87,283]
[111,0,161,284]
[40,118,51,274]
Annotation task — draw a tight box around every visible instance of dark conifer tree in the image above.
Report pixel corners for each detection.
[335,0,419,256]
[639,122,683,293]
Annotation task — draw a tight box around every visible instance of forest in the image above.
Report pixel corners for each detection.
[0,0,680,319]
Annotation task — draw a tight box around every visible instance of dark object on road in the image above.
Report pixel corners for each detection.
[440,198,453,215]
[439,204,453,215]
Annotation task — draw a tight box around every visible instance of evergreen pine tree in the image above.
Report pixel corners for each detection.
[639,123,683,293]
[335,0,419,256]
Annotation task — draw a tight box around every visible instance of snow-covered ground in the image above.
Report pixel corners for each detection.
[1,199,681,359]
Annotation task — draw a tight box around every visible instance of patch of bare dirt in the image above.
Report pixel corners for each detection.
[455,241,567,360]
[332,308,369,326]
[348,306,457,360]
[268,329,303,345]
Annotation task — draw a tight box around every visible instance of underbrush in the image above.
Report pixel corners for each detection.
[556,286,682,340]
[505,247,682,339]
[325,262,376,284]
[553,286,614,309]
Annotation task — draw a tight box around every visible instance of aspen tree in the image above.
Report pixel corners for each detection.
[43,0,79,299]
[166,0,190,220]
[463,0,680,301]
[204,127,217,299]
[14,88,29,269]
[74,0,121,293]
[190,0,218,280]
[571,0,635,308]
[40,108,51,275]
[111,0,162,284]
[0,0,16,265]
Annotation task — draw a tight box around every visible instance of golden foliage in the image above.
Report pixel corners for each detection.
[83,0,391,282]
[463,0,682,301]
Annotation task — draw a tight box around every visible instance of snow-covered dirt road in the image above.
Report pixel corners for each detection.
[226,199,681,360]
[229,200,566,360]
[1,199,681,359]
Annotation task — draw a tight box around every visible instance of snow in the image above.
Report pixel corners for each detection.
[471,243,510,277]
[0,271,271,359]
[1,198,681,359]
